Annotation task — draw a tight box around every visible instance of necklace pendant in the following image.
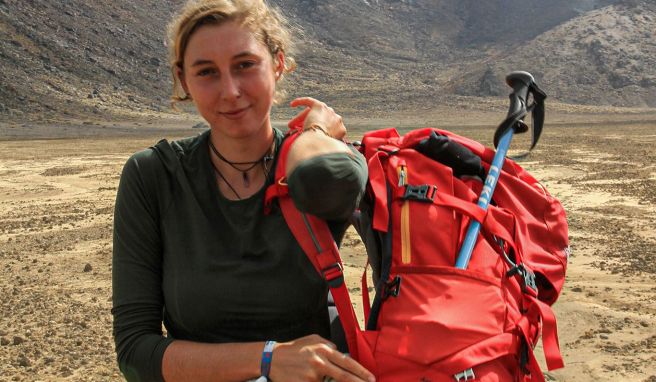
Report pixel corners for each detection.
[242,171,250,188]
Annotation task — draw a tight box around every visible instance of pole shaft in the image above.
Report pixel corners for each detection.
[455,127,513,269]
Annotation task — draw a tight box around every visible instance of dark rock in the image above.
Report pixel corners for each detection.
[13,336,25,345]
[608,72,634,89]
[478,67,503,96]
[83,263,93,272]
[192,122,209,129]
[17,355,31,367]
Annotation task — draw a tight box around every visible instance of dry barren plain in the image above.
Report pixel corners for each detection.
[0,113,655,381]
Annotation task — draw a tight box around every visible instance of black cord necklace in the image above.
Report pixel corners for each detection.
[208,134,275,197]
[210,164,242,200]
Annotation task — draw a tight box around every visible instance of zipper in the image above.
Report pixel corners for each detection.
[398,163,411,264]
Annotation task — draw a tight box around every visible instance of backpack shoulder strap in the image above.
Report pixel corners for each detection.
[264,128,363,358]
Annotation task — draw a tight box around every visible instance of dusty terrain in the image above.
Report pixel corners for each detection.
[0,111,655,381]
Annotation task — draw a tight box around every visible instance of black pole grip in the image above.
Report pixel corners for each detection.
[505,71,534,133]
[493,71,546,153]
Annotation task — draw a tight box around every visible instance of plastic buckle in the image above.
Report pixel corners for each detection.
[382,276,402,300]
[454,368,475,381]
[322,263,344,288]
[454,369,475,381]
[506,263,538,294]
[403,184,436,203]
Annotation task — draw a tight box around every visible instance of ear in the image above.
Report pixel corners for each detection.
[177,66,190,96]
[274,51,285,80]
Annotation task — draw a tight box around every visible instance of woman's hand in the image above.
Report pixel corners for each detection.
[269,335,375,382]
[289,97,347,140]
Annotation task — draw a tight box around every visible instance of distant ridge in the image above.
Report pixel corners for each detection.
[0,0,653,120]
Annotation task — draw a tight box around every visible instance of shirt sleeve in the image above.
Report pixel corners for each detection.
[112,150,173,382]
[287,146,367,221]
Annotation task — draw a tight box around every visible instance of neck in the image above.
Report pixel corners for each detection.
[208,123,275,163]
[207,121,276,200]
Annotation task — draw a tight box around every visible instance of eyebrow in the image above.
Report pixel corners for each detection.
[190,59,214,67]
[189,52,258,67]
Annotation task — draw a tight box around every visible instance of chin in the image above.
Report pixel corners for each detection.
[212,119,268,139]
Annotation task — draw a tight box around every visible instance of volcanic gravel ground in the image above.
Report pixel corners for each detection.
[0,121,654,381]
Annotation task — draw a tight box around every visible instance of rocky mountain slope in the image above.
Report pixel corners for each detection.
[0,0,177,119]
[450,2,656,107]
[0,0,653,121]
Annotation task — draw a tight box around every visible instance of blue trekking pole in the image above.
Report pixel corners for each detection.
[455,71,546,269]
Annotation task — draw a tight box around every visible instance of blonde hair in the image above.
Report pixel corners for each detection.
[167,0,296,108]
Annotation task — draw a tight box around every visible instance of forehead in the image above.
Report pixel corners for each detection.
[184,21,270,63]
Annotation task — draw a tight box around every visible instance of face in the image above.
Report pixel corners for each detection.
[180,21,283,140]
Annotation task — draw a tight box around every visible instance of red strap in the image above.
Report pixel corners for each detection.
[481,209,519,256]
[525,295,564,370]
[263,178,289,214]
[391,183,521,251]
[265,126,364,359]
[393,185,487,223]
[277,196,362,357]
[367,151,390,232]
[514,316,546,382]
[514,297,563,381]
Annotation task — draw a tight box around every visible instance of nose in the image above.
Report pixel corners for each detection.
[220,73,241,102]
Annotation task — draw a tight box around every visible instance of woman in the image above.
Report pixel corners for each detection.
[111,0,374,381]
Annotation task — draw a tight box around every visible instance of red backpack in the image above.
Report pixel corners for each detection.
[265,125,568,382]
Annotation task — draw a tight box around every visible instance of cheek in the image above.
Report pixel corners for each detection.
[247,68,277,96]
[190,80,220,105]
[262,75,278,103]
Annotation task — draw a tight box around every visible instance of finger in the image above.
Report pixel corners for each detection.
[290,97,322,109]
[300,334,337,349]
[323,341,337,350]
[288,107,311,129]
[322,361,370,382]
[327,352,374,382]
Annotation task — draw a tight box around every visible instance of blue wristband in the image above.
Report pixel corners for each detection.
[259,340,276,380]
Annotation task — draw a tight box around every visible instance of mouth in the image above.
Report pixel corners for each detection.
[219,106,250,119]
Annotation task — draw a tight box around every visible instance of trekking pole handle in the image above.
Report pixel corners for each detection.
[455,71,535,269]
[506,71,535,124]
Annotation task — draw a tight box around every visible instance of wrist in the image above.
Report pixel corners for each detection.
[304,123,332,138]
[255,340,276,381]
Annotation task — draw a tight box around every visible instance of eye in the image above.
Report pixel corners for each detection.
[237,60,256,70]
[196,68,216,77]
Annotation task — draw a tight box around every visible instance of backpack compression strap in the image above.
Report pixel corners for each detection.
[263,128,364,361]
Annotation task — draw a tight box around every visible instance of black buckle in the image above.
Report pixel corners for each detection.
[382,276,402,300]
[322,263,344,288]
[377,145,399,154]
[506,263,537,294]
[402,185,436,202]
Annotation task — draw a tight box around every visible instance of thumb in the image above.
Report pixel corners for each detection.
[288,107,311,130]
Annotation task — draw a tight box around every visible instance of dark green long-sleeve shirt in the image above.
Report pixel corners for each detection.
[111,128,367,382]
